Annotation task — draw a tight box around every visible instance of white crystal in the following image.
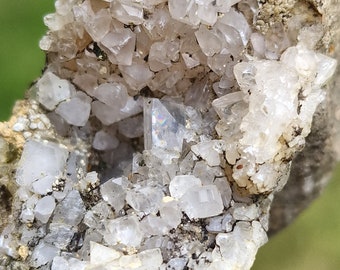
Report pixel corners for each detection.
[219,8,251,46]
[119,59,154,91]
[126,186,164,215]
[44,223,75,249]
[196,1,218,26]
[193,161,224,185]
[52,190,85,226]
[169,175,202,199]
[168,0,196,24]
[119,248,163,270]
[206,215,225,233]
[211,221,267,270]
[52,256,69,270]
[91,101,124,126]
[118,114,144,138]
[195,25,222,56]
[101,28,136,65]
[191,140,225,167]
[235,61,299,163]
[34,195,56,223]
[180,185,224,219]
[166,258,188,270]
[90,242,122,265]
[104,215,144,247]
[214,177,232,208]
[92,82,129,108]
[212,92,244,120]
[37,72,74,110]
[231,203,260,221]
[20,195,38,223]
[149,40,179,71]
[144,98,187,153]
[181,53,200,69]
[32,175,56,195]
[52,256,88,270]
[55,91,91,126]
[100,177,127,212]
[111,1,144,25]
[31,241,59,268]
[84,9,111,42]
[16,140,68,188]
[93,130,119,151]
[159,197,182,229]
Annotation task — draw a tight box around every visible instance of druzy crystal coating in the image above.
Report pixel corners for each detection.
[0,0,337,269]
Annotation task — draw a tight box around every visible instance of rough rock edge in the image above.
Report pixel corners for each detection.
[262,0,340,234]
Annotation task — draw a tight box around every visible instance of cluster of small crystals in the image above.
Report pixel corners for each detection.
[0,0,337,269]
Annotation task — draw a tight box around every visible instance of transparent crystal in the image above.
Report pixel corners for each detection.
[180,185,224,219]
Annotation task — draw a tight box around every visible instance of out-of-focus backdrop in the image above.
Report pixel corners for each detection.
[0,1,339,269]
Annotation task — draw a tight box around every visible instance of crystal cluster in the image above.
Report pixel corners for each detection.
[0,0,337,269]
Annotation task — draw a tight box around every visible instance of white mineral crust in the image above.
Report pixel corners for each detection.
[0,0,338,269]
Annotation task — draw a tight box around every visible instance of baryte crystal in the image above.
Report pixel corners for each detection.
[195,25,222,57]
[144,98,187,153]
[149,40,179,71]
[20,195,39,223]
[100,177,128,212]
[52,256,87,270]
[84,201,114,229]
[92,96,141,126]
[180,185,224,219]
[231,203,260,221]
[103,215,144,248]
[193,161,224,185]
[111,1,144,25]
[159,197,182,229]
[119,248,163,269]
[93,130,119,151]
[184,78,211,111]
[55,91,92,126]
[34,195,56,223]
[168,0,195,24]
[213,177,232,208]
[16,140,69,188]
[44,223,76,249]
[52,190,85,226]
[191,140,225,167]
[92,82,129,108]
[30,241,59,268]
[118,114,144,138]
[119,59,154,91]
[206,215,230,233]
[36,72,74,110]
[212,92,244,120]
[89,242,122,265]
[126,186,164,215]
[84,9,111,42]
[52,256,69,270]
[166,258,188,270]
[219,7,251,46]
[32,175,57,195]
[169,175,202,199]
[101,29,136,66]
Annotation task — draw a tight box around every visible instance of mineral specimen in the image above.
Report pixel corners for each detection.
[0,0,339,269]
